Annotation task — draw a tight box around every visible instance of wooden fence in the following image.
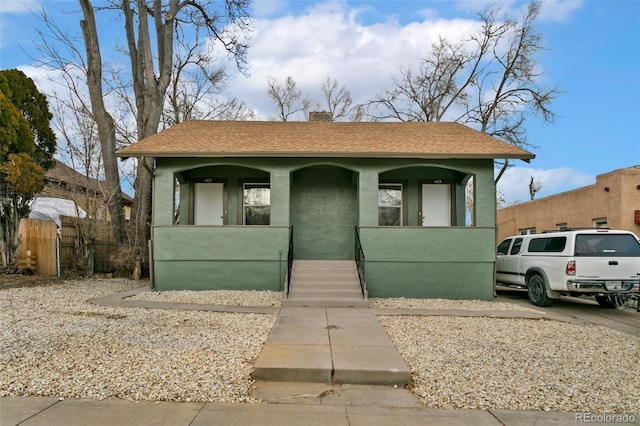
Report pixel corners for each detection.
[18,218,57,276]
[17,216,118,276]
[59,216,117,274]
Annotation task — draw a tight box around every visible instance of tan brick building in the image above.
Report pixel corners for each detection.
[497,166,640,242]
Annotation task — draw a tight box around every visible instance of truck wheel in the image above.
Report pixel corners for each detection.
[527,274,554,307]
[595,295,625,309]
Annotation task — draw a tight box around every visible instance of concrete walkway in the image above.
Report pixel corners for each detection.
[253,307,412,385]
[3,287,637,425]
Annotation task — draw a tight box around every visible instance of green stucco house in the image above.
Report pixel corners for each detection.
[117,119,533,300]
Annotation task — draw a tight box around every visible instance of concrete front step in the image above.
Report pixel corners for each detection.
[288,289,363,298]
[291,270,359,280]
[293,260,356,269]
[286,260,368,308]
[291,280,361,288]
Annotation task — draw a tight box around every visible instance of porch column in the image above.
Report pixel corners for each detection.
[358,169,378,226]
[270,169,290,226]
[474,167,496,227]
[152,164,175,226]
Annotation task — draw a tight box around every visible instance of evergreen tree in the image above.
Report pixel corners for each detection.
[0,69,56,269]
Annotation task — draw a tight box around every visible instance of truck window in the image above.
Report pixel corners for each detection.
[510,238,523,255]
[528,237,566,253]
[497,239,512,255]
[575,234,640,256]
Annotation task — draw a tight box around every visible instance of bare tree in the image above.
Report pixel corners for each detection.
[47,77,104,276]
[33,10,132,275]
[462,1,558,147]
[163,27,255,126]
[266,76,316,121]
[76,0,252,276]
[368,1,559,148]
[496,188,507,208]
[528,175,542,200]
[369,38,474,122]
[78,0,128,247]
[319,76,363,122]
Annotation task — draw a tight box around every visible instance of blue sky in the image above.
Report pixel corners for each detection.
[0,0,638,204]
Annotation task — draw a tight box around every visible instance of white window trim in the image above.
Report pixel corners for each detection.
[242,183,270,225]
[378,183,403,226]
[593,217,607,229]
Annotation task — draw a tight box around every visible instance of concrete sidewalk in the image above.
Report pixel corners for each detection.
[3,395,612,426]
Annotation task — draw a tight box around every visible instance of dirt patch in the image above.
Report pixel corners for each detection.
[0,273,61,289]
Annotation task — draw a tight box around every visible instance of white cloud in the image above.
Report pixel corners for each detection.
[415,7,440,21]
[0,0,40,14]
[251,0,288,18]
[226,3,482,119]
[538,0,583,22]
[496,166,594,205]
[16,65,64,95]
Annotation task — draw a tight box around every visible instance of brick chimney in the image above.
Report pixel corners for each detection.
[308,111,333,122]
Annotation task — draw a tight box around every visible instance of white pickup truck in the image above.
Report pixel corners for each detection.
[496,229,640,307]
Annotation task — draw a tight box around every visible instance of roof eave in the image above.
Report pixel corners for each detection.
[116,151,535,161]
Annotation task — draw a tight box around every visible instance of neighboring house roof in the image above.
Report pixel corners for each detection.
[116,120,534,161]
[45,159,133,204]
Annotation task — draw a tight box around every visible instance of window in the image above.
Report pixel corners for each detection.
[497,239,512,255]
[557,223,568,231]
[520,227,536,235]
[575,234,640,256]
[528,237,566,253]
[243,183,270,225]
[510,238,523,255]
[593,218,607,229]
[379,184,403,226]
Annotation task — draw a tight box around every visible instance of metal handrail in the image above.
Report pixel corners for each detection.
[354,226,366,299]
[286,226,294,298]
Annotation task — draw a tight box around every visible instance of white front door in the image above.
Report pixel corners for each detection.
[421,184,451,226]
[194,182,224,225]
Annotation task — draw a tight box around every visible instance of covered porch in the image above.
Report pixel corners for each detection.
[150,157,496,299]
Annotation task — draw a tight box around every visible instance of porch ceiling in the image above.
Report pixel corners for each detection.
[116,120,534,161]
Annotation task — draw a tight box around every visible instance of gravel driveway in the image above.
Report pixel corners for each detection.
[1,278,638,414]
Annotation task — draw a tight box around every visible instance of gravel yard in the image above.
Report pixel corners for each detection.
[129,289,282,307]
[1,277,639,413]
[378,315,640,414]
[370,297,543,312]
[0,278,275,403]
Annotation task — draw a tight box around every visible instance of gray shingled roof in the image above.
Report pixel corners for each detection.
[116,120,534,161]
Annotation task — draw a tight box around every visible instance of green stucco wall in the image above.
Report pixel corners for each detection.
[359,227,496,300]
[151,157,498,298]
[152,226,289,291]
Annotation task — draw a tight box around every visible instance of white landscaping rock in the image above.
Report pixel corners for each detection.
[0,279,275,403]
[377,315,640,413]
[1,278,638,414]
